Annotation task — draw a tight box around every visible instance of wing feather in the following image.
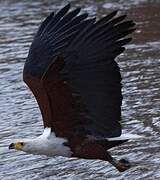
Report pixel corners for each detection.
[41,3,71,36]
[23,5,135,138]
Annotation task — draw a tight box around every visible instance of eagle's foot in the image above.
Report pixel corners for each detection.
[114,158,131,172]
[105,151,131,172]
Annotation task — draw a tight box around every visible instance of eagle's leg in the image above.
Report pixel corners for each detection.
[105,152,131,172]
[74,142,131,172]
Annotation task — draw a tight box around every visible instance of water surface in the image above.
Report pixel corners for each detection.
[0,0,160,179]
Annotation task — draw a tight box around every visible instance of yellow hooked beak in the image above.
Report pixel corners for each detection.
[9,142,24,150]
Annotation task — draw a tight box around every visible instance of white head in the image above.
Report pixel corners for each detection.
[9,128,72,157]
[9,139,41,154]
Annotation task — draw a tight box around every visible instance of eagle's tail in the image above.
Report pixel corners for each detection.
[95,133,143,150]
[107,133,143,141]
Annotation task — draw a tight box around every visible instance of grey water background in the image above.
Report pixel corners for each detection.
[0,0,160,179]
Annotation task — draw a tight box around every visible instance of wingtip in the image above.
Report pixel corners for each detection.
[81,13,89,19]
[50,11,55,17]
[125,37,133,44]
[65,2,71,9]
[120,14,127,20]
[130,27,137,32]
[132,21,136,28]
[91,17,97,23]
[61,3,71,13]
[112,10,119,16]
[75,7,81,13]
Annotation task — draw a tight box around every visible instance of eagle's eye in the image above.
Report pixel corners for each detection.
[20,142,24,146]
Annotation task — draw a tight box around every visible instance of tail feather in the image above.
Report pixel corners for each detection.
[107,133,143,141]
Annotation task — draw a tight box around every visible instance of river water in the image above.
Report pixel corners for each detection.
[0,0,160,179]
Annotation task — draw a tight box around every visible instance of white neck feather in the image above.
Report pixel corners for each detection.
[22,128,72,157]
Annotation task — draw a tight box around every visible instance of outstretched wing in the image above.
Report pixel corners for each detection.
[23,4,135,139]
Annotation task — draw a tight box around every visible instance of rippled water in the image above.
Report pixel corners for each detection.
[0,0,160,179]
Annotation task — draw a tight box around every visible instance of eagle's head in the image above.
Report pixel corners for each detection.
[8,140,36,153]
[9,141,25,151]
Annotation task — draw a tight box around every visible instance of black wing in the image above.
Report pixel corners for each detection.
[23,3,135,139]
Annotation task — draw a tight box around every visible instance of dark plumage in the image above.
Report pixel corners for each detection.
[22,3,136,171]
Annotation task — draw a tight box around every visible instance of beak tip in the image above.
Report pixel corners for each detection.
[9,143,14,149]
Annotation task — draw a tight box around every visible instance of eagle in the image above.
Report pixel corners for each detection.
[9,3,141,172]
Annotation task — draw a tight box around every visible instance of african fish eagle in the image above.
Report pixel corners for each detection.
[9,3,141,172]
